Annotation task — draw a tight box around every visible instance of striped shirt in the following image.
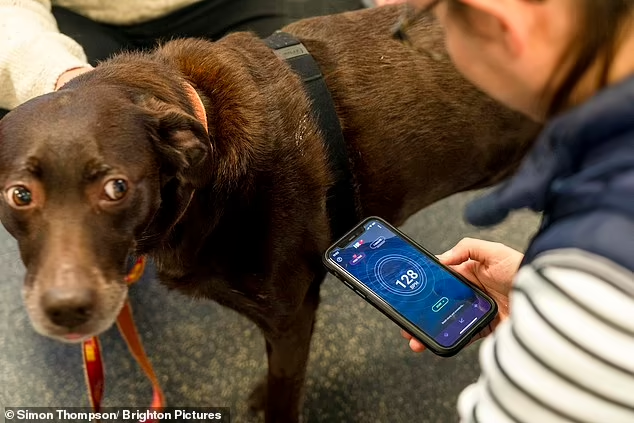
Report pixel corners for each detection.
[458,249,634,423]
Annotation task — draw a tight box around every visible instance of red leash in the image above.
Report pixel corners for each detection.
[82,257,165,420]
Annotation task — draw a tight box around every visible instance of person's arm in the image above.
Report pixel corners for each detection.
[458,249,634,422]
[0,0,92,110]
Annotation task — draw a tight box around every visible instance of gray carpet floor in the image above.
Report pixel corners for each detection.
[0,189,540,422]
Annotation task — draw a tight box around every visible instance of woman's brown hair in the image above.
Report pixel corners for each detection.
[546,1,634,117]
[448,0,634,118]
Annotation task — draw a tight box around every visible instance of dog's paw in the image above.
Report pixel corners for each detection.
[248,379,267,413]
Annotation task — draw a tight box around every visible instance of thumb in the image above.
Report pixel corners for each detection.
[437,237,494,266]
[437,248,468,266]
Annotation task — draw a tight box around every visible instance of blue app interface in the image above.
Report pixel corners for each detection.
[330,219,492,347]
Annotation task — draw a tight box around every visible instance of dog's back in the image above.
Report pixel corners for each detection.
[153,5,539,229]
[281,6,541,224]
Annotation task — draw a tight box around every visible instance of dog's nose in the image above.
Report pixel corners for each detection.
[42,288,96,328]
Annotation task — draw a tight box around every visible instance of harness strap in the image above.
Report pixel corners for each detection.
[264,31,359,239]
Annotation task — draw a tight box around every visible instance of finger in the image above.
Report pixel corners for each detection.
[55,66,93,91]
[438,237,499,266]
[374,0,406,5]
[399,329,426,352]
[409,338,426,353]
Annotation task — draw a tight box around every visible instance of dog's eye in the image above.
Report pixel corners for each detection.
[104,179,128,201]
[6,186,33,208]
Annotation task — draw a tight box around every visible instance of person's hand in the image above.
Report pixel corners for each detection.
[374,0,407,5]
[401,238,524,353]
[55,66,93,90]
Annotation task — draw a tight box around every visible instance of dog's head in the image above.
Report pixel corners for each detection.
[0,78,212,342]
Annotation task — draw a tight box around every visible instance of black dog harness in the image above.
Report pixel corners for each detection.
[264,32,359,240]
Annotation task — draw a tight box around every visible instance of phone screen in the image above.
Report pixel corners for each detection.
[328,219,493,348]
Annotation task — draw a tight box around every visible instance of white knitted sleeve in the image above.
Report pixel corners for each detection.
[0,0,89,110]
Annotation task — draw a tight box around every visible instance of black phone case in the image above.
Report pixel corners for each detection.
[322,216,498,357]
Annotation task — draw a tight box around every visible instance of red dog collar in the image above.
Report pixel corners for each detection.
[82,257,165,420]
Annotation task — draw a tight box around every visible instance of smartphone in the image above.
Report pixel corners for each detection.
[323,216,498,357]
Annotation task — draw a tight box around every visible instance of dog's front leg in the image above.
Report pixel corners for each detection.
[253,281,320,423]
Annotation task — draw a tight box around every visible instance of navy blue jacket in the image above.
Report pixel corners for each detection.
[465,75,634,271]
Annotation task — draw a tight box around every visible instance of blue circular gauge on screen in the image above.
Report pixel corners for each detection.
[374,254,428,297]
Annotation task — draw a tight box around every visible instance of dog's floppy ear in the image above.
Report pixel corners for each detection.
[143,97,212,188]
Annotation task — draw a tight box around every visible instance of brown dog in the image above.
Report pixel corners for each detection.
[0,5,539,423]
